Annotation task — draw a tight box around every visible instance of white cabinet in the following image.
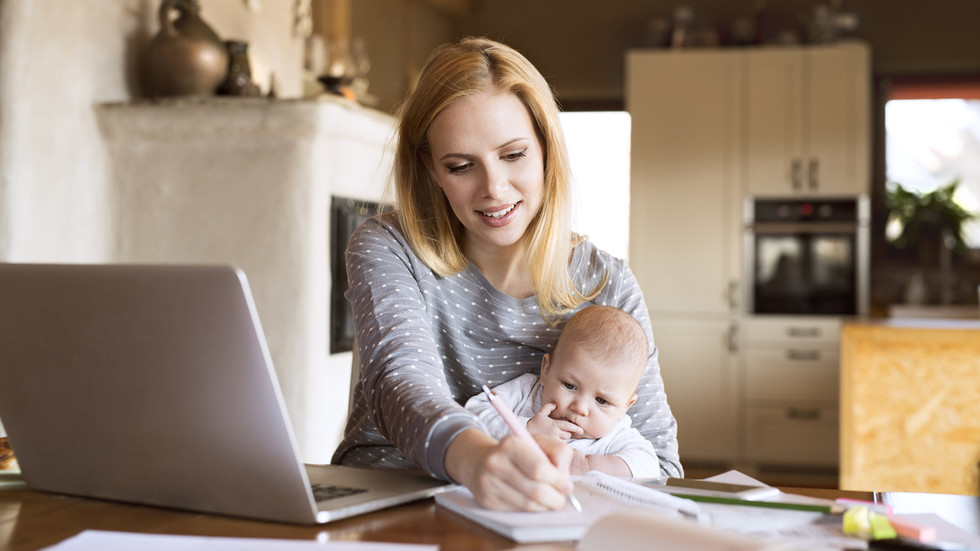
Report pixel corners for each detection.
[627,50,743,465]
[627,44,870,472]
[627,50,743,315]
[741,316,841,467]
[746,43,870,197]
[651,319,739,463]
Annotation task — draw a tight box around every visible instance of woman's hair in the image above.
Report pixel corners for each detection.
[393,37,605,324]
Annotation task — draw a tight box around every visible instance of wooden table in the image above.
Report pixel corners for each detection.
[1,477,977,551]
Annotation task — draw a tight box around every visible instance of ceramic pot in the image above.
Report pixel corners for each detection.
[217,40,261,96]
[142,0,228,98]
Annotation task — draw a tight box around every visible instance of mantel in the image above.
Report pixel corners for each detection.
[96,95,394,143]
[96,95,394,463]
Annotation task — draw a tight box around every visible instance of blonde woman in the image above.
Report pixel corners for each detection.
[332,37,681,511]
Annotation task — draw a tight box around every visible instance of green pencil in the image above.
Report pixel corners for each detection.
[669,493,845,514]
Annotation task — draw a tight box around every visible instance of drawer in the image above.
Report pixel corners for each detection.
[744,405,838,466]
[744,348,839,402]
[742,316,841,346]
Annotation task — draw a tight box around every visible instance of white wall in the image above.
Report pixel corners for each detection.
[0,0,304,263]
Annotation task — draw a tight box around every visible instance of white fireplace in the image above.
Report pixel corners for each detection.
[96,95,394,463]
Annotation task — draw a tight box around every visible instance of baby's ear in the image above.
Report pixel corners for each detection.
[626,393,638,410]
[540,353,551,378]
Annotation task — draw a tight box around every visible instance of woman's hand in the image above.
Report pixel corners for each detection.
[527,403,584,441]
[445,428,574,511]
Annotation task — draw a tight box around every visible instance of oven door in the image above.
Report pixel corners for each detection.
[747,223,858,315]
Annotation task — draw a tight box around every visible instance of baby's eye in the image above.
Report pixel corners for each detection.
[561,381,576,391]
[595,397,609,406]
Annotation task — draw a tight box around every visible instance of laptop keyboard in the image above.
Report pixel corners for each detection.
[311,483,368,502]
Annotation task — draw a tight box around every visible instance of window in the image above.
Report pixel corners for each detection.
[559,111,632,260]
[884,80,980,248]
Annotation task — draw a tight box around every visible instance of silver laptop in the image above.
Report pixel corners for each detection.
[0,263,452,524]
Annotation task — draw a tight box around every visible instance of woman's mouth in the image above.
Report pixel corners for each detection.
[480,203,516,218]
[478,202,520,226]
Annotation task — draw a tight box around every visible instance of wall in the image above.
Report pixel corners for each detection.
[450,0,980,107]
[0,0,304,263]
[350,0,457,114]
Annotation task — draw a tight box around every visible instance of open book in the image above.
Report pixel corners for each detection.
[434,472,706,543]
[435,471,848,548]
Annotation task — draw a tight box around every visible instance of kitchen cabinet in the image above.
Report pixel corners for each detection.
[745,43,870,197]
[651,319,739,463]
[627,50,743,465]
[627,43,871,474]
[627,49,743,315]
[741,316,841,467]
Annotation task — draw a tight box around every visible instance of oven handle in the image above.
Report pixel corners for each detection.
[749,222,857,234]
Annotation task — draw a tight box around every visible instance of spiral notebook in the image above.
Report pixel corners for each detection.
[434,472,705,543]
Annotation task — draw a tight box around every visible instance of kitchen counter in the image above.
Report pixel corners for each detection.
[839,318,980,495]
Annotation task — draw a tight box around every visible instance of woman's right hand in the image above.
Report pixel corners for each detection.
[445,428,574,511]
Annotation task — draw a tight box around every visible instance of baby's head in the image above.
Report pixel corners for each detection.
[539,305,648,439]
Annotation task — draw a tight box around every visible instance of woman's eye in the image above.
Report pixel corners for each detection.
[502,149,527,162]
[447,162,472,175]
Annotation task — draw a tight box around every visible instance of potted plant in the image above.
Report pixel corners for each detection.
[885,179,976,263]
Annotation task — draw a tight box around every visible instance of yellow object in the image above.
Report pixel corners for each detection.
[843,506,871,538]
[840,320,980,495]
[870,513,897,540]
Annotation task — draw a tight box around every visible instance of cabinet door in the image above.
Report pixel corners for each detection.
[651,319,738,463]
[627,50,742,315]
[746,48,806,196]
[806,44,870,196]
[746,44,870,197]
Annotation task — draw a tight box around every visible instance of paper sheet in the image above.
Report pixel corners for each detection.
[41,530,439,551]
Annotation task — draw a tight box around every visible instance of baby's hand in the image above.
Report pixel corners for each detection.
[527,403,583,440]
[569,449,591,475]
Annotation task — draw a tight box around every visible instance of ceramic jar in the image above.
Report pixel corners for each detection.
[142,0,228,98]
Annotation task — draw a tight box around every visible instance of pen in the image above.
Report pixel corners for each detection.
[667,492,845,514]
[481,384,583,512]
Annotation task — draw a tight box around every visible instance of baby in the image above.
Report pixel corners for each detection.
[465,305,658,477]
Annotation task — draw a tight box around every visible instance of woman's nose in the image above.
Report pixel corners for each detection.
[480,164,508,198]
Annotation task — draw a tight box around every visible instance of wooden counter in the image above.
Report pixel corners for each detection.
[840,318,980,495]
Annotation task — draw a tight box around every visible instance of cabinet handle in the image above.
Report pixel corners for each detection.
[786,326,820,338]
[808,158,819,191]
[728,279,738,310]
[786,349,821,361]
[728,323,739,354]
[786,407,821,420]
[791,158,803,191]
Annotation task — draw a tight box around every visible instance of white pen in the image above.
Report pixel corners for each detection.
[481,384,583,512]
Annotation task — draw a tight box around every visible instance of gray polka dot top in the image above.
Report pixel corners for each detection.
[330,212,682,480]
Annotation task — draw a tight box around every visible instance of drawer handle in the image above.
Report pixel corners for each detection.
[786,408,821,420]
[786,327,820,338]
[786,349,821,361]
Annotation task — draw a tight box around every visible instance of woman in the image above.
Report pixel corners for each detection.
[332,37,681,511]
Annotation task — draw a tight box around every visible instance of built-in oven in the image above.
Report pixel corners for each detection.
[744,196,869,316]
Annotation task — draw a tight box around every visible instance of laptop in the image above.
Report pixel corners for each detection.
[0,263,452,524]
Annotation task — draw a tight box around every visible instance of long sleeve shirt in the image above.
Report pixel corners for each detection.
[331,212,682,480]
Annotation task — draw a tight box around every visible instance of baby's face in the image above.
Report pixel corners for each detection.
[539,347,639,440]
